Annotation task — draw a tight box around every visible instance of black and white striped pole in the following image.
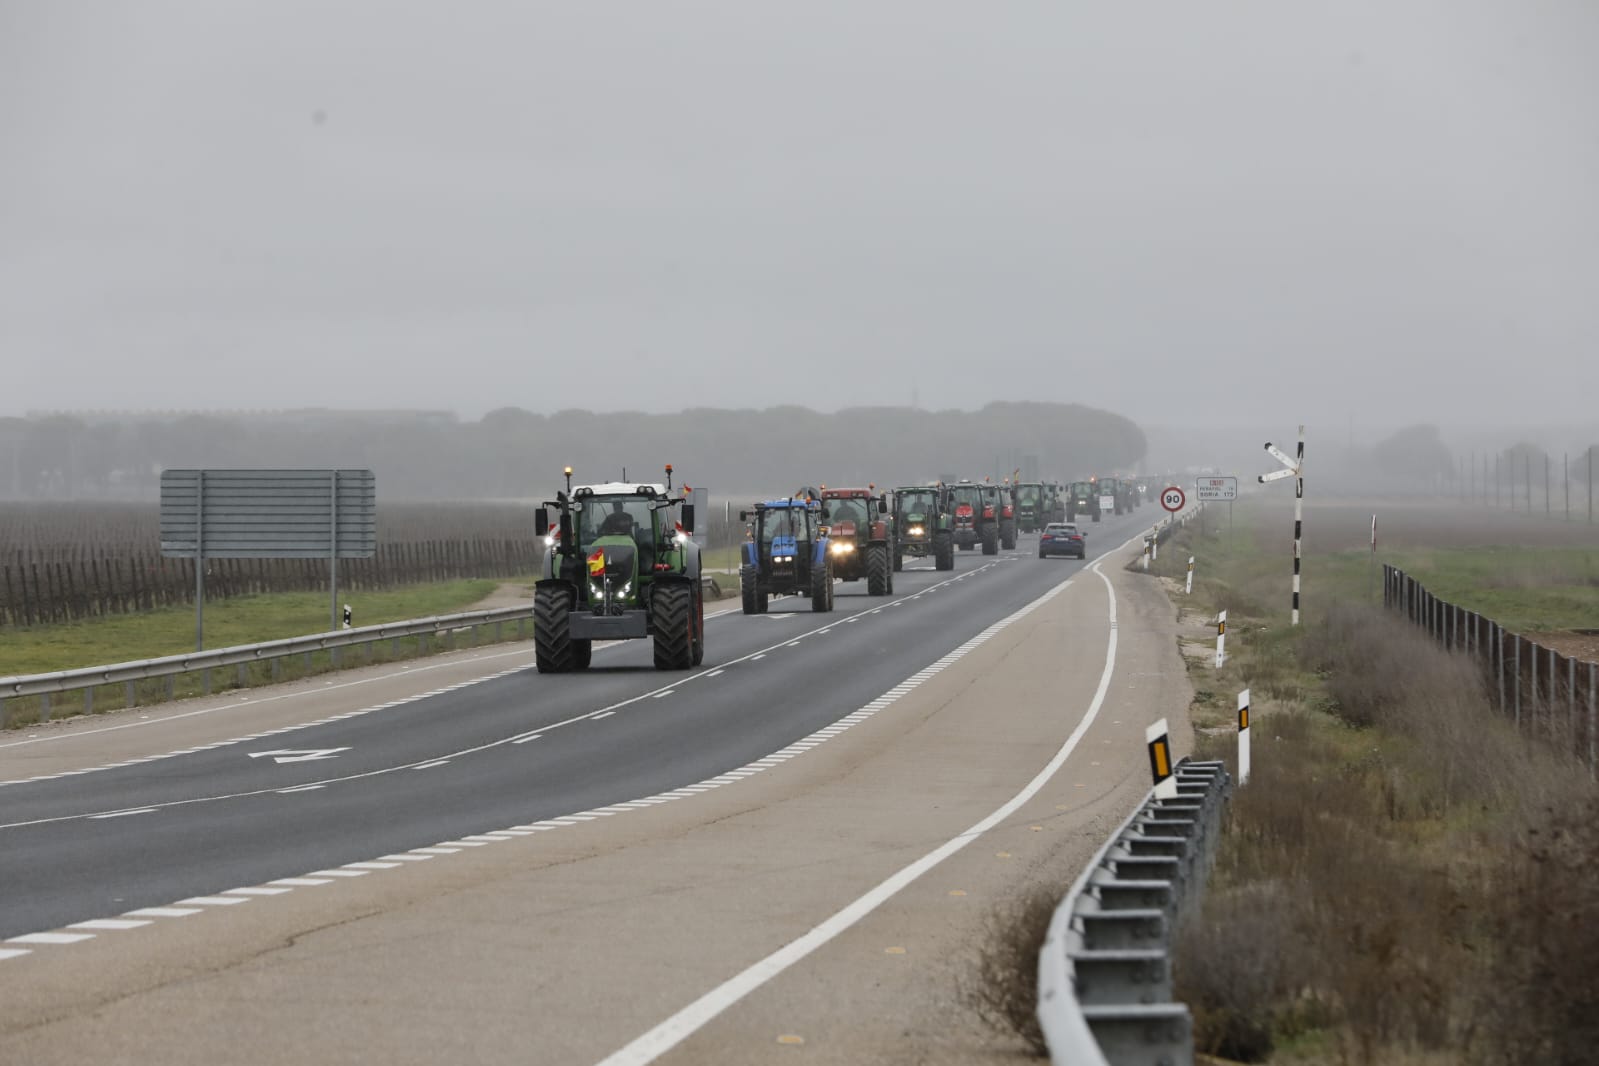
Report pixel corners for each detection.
[1260,425,1305,625]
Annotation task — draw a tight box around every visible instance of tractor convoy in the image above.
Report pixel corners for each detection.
[532,464,1174,673]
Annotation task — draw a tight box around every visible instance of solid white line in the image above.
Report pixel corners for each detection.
[89,808,156,819]
[412,760,450,770]
[277,784,325,793]
[592,551,1125,1066]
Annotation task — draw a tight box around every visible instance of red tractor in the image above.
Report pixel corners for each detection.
[818,486,895,595]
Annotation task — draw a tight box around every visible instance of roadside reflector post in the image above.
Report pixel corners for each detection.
[1146,718,1180,800]
[1215,610,1227,668]
[1151,528,1159,562]
[1142,536,1151,570]
[1185,556,1195,595]
[1238,688,1252,785]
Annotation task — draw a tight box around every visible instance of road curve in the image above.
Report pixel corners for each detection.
[0,507,1193,1065]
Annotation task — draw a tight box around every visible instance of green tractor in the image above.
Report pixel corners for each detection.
[1013,481,1047,533]
[1066,480,1102,523]
[533,465,703,673]
[891,484,954,571]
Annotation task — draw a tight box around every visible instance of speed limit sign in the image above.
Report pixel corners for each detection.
[1161,486,1186,512]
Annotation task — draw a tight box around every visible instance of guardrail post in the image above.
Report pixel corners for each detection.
[84,686,94,716]
[41,692,52,722]
[203,668,212,696]
[126,681,136,708]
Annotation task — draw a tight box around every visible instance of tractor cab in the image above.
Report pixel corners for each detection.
[892,485,954,571]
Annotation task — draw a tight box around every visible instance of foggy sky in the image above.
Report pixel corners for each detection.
[4,2,1597,432]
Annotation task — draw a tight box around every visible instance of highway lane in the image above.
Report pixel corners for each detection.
[0,508,1165,944]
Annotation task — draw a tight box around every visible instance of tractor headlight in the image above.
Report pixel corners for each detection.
[588,579,604,599]
[829,541,853,555]
[908,525,925,537]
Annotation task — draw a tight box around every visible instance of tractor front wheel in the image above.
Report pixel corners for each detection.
[740,564,758,615]
[934,531,955,571]
[981,525,999,556]
[892,548,904,573]
[866,544,890,596]
[811,559,833,612]
[651,582,694,670]
[534,584,575,673]
[572,639,593,670]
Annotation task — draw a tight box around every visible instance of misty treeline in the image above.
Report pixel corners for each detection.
[1308,424,1599,496]
[0,403,1147,501]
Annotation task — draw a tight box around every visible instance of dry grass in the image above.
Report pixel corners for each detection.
[967,885,1058,1056]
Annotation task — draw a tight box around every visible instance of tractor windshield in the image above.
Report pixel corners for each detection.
[896,490,935,518]
[824,497,867,529]
[578,497,656,548]
[1016,485,1040,506]
[948,486,982,510]
[760,507,803,544]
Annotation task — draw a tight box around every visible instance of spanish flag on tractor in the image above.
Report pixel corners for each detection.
[587,548,606,577]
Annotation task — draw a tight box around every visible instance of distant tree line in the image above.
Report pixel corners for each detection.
[0,403,1148,501]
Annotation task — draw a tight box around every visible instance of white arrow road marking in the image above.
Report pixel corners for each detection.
[248,748,349,764]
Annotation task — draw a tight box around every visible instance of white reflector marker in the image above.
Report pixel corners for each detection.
[1146,718,1180,800]
[1186,556,1194,595]
[1215,610,1227,668]
[1238,688,1252,786]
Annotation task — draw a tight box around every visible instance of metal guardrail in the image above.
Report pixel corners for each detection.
[0,604,538,723]
[1037,759,1231,1066]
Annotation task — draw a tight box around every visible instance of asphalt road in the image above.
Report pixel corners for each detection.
[0,504,1190,1064]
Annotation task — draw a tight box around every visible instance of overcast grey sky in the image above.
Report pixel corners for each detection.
[3,1,1596,430]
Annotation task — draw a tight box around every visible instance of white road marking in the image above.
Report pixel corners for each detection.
[592,554,1123,1066]
[277,785,325,794]
[270,878,335,886]
[124,907,202,918]
[7,932,95,945]
[412,760,450,770]
[0,949,33,961]
[89,808,156,819]
[178,896,250,907]
[225,886,292,896]
[69,919,151,931]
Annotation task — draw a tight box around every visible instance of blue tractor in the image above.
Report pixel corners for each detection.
[739,498,834,614]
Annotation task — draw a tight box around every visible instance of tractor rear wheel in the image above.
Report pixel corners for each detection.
[934,531,954,570]
[651,582,694,670]
[892,548,904,573]
[572,639,593,670]
[740,564,758,615]
[691,590,705,666]
[981,525,999,556]
[1000,520,1017,550]
[811,559,833,612]
[534,584,575,673]
[866,544,890,596]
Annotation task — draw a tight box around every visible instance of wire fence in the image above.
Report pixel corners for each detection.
[1451,444,1597,524]
[1383,564,1597,774]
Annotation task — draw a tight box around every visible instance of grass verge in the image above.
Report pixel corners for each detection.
[1152,506,1598,1065]
[1,578,530,731]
